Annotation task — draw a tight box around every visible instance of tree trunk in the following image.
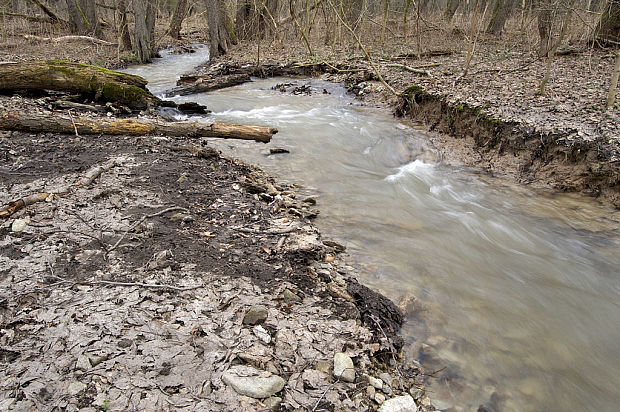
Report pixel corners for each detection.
[65,0,101,35]
[206,0,233,57]
[607,49,620,108]
[537,0,552,57]
[164,73,252,97]
[594,0,620,45]
[118,0,132,50]
[0,61,159,109]
[443,0,460,20]
[168,0,188,39]
[133,0,156,63]
[0,111,277,142]
[486,0,514,34]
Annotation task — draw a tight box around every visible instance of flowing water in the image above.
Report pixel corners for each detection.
[123,48,620,411]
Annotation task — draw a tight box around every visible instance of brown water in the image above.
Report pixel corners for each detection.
[124,50,620,411]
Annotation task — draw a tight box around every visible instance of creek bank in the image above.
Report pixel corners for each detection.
[187,44,619,208]
[0,91,430,410]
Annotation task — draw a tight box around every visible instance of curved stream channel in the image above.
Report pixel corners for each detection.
[124,47,620,411]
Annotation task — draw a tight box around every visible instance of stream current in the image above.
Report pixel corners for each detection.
[124,46,620,411]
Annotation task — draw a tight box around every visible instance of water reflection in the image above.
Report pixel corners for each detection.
[123,55,620,412]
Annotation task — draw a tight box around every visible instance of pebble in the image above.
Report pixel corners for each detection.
[374,392,386,404]
[333,352,355,382]
[368,375,383,390]
[409,386,423,399]
[221,365,285,399]
[242,305,268,325]
[11,219,27,233]
[252,325,272,344]
[366,385,376,398]
[377,394,417,412]
[75,354,91,371]
[379,372,392,385]
[382,384,392,395]
[282,289,301,303]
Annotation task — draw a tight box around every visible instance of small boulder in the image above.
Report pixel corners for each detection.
[377,394,417,412]
[243,305,268,325]
[221,365,285,399]
[282,289,301,303]
[333,352,355,383]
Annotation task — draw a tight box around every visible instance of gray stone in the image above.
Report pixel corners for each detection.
[374,392,386,404]
[11,219,27,233]
[243,305,268,325]
[263,396,282,411]
[379,372,392,385]
[377,395,417,412]
[333,352,355,382]
[75,354,91,371]
[382,384,392,395]
[282,289,301,303]
[409,387,423,399]
[201,381,212,395]
[368,375,383,390]
[253,325,272,344]
[68,381,87,396]
[366,385,376,398]
[222,365,285,399]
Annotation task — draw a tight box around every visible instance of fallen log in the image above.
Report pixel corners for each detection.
[0,60,159,110]
[22,34,117,46]
[164,73,251,97]
[0,110,277,142]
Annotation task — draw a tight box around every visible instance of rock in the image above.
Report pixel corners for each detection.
[382,383,392,394]
[263,396,282,411]
[75,354,91,371]
[282,289,301,303]
[87,353,107,367]
[68,381,87,396]
[327,282,354,302]
[253,325,272,344]
[368,375,383,390]
[333,352,355,383]
[374,392,386,404]
[377,395,417,412]
[379,372,392,385]
[11,219,27,233]
[366,385,376,398]
[432,399,453,410]
[409,387,423,399]
[221,365,285,399]
[322,239,345,251]
[201,380,212,395]
[170,212,188,222]
[325,254,335,263]
[243,305,268,325]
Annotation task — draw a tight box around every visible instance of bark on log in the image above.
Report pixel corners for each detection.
[164,74,251,97]
[0,111,277,143]
[0,60,159,110]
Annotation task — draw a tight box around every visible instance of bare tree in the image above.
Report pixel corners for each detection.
[169,0,188,39]
[133,0,156,62]
[206,0,233,58]
[594,0,620,45]
[486,0,515,34]
[66,0,101,36]
[608,49,620,108]
[117,0,132,50]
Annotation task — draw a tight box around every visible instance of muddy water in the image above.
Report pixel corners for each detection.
[124,50,620,411]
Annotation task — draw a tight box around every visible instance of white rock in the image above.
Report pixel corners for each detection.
[253,325,272,344]
[11,219,27,233]
[377,394,417,412]
[222,365,285,399]
[368,375,383,390]
[333,352,355,382]
[374,392,386,404]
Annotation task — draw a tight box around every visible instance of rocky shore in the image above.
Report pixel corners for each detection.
[0,89,429,410]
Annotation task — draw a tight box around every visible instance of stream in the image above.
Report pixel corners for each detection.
[123,46,620,412]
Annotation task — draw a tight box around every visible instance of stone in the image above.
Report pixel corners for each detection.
[374,392,386,404]
[366,385,376,398]
[282,289,301,303]
[432,399,453,411]
[409,387,423,399]
[221,365,285,399]
[68,381,87,396]
[379,372,392,385]
[333,352,355,382]
[368,375,383,390]
[243,305,268,325]
[263,396,282,411]
[377,395,417,412]
[201,381,212,395]
[87,353,107,367]
[253,325,272,344]
[75,354,91,371]
[382,384,392,395]
[11,219,27,233]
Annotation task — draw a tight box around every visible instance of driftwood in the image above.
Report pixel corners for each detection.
[164,74,251,97]
[0,60,159,110]
[22,34,117,46]
[0,110,277,142]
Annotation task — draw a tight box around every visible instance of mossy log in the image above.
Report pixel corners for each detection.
[0,60,160,110]
[0,110,277,142]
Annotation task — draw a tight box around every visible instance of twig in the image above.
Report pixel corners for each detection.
[108,206,188,251]
[370,315,405,392]
[67,110,79,137]
[383,63,432,76]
